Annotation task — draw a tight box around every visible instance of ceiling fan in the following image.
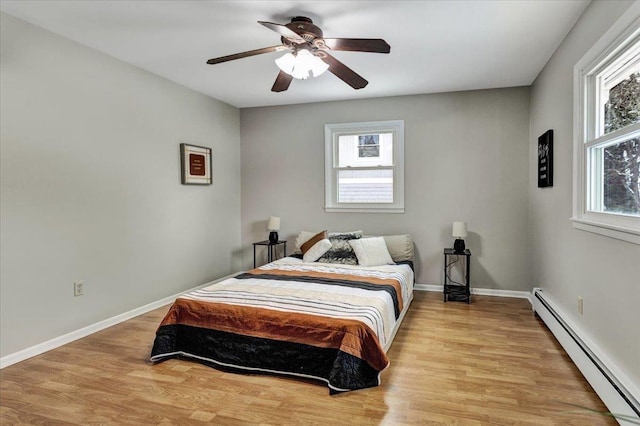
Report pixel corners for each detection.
[206,16,390,92]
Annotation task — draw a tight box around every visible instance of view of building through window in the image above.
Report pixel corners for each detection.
[602,72,640,215]
[358,134,380,158]
[337,133,393,203]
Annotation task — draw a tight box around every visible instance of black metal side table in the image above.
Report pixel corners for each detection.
[443,248,471,303]
[253,240,287,268]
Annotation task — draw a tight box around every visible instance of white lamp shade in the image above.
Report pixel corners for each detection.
[267,216,280,231]
[452,221,467,238]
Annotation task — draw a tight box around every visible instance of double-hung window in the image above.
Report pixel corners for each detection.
[573,6,640,244]
[325,120,404,213]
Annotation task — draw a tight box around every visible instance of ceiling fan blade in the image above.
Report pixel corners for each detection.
[271,71,294,92]
[321,53,368,90]
[207,45,285,65]
[258,21,307,44]
[322,38,390,54]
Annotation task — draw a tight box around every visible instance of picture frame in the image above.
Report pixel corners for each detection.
[180,143,212,185]
[537,130,553,188]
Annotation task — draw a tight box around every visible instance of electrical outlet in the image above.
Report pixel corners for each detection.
[74,281,84,297]
[578,296,583,315]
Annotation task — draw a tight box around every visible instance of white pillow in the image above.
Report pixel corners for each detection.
[348,237,394,267]
[295,230,318,252]
[302,239,333,263]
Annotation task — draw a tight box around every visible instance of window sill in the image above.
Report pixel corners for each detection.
[325,207,405,214]
[570,217,640,245]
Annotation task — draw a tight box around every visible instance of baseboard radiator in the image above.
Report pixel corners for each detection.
[532,288,640,425]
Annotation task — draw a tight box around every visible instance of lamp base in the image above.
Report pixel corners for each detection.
[453,238,466,253]
[269,231,279,244]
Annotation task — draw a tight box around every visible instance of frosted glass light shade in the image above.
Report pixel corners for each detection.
[275,50,329,80]
[267,216,280,231]
[275,53,296,74]
[452,222,467,238]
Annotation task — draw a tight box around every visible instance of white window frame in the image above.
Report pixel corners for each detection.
[324,120,404,213]
[572,4,640,245]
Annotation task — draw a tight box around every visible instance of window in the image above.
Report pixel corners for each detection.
[573,5,640,244]
[325,120,404,213]
[358,135,380,158]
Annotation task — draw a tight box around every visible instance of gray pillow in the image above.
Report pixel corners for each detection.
[382,234,414,263]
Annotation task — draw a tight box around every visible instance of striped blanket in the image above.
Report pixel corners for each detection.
[150,258,414,392]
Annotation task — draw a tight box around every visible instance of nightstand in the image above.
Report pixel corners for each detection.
[253,240,287,268]
[443,248,471,303]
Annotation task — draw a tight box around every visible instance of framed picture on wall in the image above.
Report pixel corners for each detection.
[537,130,553,188]
[180,143,212,185]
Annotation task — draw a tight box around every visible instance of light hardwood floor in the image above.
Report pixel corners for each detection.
[0,291,615,425]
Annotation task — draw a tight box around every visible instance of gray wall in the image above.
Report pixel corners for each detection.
[240,88,531,288]
[8,2,636,392]
[0,13,242,357]
[529,1,640,388]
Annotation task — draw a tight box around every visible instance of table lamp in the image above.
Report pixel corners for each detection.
[452,221,467,253]
[267,216,280,243]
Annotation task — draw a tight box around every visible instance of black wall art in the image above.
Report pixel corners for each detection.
[537,130,553,188]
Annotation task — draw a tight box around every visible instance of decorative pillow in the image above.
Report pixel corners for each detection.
[348,237,394,267]
[301,230,328,254]
[328,230,363,239]
[294,230,319,252]
[302,238,333,263]
[382,234,414,262]
[317,230,363,265]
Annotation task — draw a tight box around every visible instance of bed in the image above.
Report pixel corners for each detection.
[150,232,414,393]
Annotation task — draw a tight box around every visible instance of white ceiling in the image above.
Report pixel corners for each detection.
[0,0,589,108]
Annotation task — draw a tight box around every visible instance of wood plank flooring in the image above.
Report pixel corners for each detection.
[0,291,616,425]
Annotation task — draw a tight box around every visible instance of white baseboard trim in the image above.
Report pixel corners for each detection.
[414,284,531,300]
[532,288,640,425]
[0,273,238,370]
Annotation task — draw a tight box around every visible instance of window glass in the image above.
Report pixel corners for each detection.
[591,43,640,217]
[601,46,640,136]
[337,133,393,167]
[325,120,404,213]
[603,71,640,135]
[337,169,393,203]
[590,136,640,215]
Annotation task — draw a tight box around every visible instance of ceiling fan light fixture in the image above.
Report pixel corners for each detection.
[275,49,329,80]
[207,16,389,92]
